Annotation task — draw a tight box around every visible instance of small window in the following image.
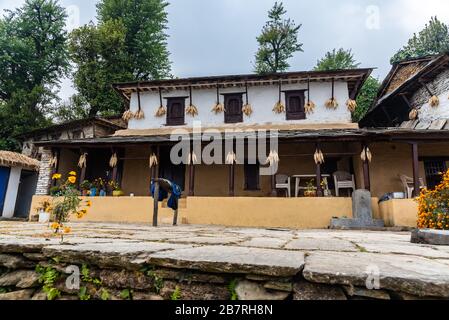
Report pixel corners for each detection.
[424,159,447,189]
[166,97,186,126]
[244,163,260,191]
[224,94,243,124]
[285,90,306,120]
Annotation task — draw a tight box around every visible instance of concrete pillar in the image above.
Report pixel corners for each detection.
[2,167,22,218]
[36,148,52,195]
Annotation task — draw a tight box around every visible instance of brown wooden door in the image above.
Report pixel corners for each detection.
[224,94,243,123]
[167,98,186,126]
[285,91,306,120]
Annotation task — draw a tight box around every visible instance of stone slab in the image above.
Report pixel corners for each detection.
[330,218,385,229]
[293,281,347,300]
[303,251,449,297]
[236,280,290,300]
[411,229,449,246]
[146,246,305,277]
[284,237,357,252]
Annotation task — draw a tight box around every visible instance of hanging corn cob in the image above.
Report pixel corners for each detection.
[155,87,166,117]
[273,80,285,114]
[49,154,58,168]
[122,109,134,121]
[134,83,145,119]
[212,83,225,114]
[360,147,372,163]
[148,153,158,168]
[226,151,236,165]
[346,99,357,113]
[78,153,87,168]
[265,150,280,166]
[325,79,339,110]
[429,95,439,107]
[109,153,118,168]
[305,78,316,114]
[242,82,253,116]
[186,86,199,117]
[313,149,325,165]
[409,108,418,120]
[188,151,198,165]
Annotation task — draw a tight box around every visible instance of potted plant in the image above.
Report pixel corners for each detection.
[80,180,91,196]
[304,179,317,197]
[108,181,124,197]
[48,171,91,243]
[36,199,52,223]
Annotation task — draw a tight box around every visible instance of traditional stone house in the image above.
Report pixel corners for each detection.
[26,62,449,229]
[18,116,126,195]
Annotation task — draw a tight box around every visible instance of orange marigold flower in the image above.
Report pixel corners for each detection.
[68,176,76,184]
[69,171,77,176]
[50,222,60,230]
[52,173,62,180]
[63,227,72,234]
[86,200,92,207]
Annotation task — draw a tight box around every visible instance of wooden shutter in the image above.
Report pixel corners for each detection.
[244,163,260,190]
[166,97,186,126]
[285,91,306,120]
[224,94,243,124]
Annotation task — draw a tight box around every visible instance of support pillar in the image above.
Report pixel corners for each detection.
[411,142,420,197]
[362,144,371,191]
[315,143,323,197]
[78,149,87,188]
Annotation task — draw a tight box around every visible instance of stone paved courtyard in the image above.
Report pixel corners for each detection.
[1,221,449,299]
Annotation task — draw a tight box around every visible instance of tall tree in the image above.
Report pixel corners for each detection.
[70,0,172,116]
[314,48,380,122]
[0,0,69,150]
[254,2,303,74]
[97,0,171,79]
[391,16,449,64]
[314,48,360,71]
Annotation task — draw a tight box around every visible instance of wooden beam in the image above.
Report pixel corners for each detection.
[411,142,420,197]
[78,149,87,189]
[188,162,195,197]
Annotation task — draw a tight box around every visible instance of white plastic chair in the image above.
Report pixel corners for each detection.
[333,171,355,197]
[399,174,425,198]
[276,174,291,197]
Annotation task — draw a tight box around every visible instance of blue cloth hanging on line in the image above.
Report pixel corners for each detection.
[150,179,182,211]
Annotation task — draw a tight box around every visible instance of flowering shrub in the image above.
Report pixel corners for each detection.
[417,170,449,230]
[49,171,91,242]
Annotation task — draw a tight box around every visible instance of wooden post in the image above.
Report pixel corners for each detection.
[152,181,159,227]
[188,163,195,196]
[229,163,235,196]
[173,208,178,226]
[411,142,420,197]
[316,143,323,197]
[111,148,118,183]
[271,174,277,197]
[49,148,60,189]
[188,141,195,196]
[362,144,371,191]
[316,163,323,197]
[79,149,87,189]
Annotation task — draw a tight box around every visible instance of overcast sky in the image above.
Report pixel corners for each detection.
[2,0,449,101]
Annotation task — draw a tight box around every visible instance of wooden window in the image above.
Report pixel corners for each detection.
[166,97,186,126]
[244,163,260,191]
[285,90,306,120]
[224,94,243,124]
[424,158,447,189]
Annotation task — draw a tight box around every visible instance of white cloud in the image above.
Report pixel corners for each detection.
[0,0,25,15]
[387,0,449,35]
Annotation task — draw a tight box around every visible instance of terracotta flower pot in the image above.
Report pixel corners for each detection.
[304,190,317,197]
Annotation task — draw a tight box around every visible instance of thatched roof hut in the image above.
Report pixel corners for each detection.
[0,151,40,171]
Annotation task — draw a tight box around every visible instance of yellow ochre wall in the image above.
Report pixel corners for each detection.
[30,195,394,229]
[378,199,418,228]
